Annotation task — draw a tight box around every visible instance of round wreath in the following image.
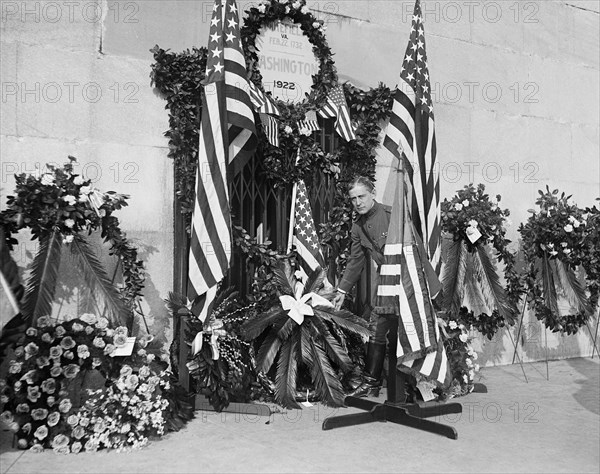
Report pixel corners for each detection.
[241,0,337,109]
[519,187,598,334]
[0,156,145,315]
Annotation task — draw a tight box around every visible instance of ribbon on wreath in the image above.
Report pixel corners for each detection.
[191,319,227,359]
[279,292,334,325]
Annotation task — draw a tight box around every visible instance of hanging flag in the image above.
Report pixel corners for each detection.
[382,0,441,271]
[259,113,279,147]
[298,110,320,135]
[374,163,449,387]
[287,178,326,280]
[318,84,356,142]
[248,80,280,116]
[187,0,257,329]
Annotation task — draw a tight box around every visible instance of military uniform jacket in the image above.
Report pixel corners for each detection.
[338,201,391,295]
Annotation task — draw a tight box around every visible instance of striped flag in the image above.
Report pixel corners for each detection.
[381,0,441,271]
[298,110,320,135]
[187,0,257,332]
[287,178,326,281]
[259,113,279,147]
[374,164,450,387]
[318,84,356,142]
[248,80,280,116]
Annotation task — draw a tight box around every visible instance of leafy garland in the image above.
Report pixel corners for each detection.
[440,183,521,340]
[519,187,598,334]
[0,157,146,318]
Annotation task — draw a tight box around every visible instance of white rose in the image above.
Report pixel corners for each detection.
[459,333,468,343]
[560,242,568,248]
[258,4,266,13]
[572,220,580,228]
[301,5,309,14]
[292,1,301,8]
[64,219,75,228]
[563,249,571,255]
[312,21,320,28]
[73,176,85,185]
[284,125,293,134]
[564,224,573,233]
[454,203,463,211]
[550,250,558,256]
[462,199,470,207]
[449,320,458,330]
[63,195,77,205]
[41,174,55,186]
[63,235,74,244]
[468,219,478,228]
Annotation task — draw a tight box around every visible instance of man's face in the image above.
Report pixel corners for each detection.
[349,184,375,215]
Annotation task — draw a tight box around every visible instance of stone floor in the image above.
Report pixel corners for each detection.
[1,357,599,473]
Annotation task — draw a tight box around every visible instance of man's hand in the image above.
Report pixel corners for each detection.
[332,291,345,311]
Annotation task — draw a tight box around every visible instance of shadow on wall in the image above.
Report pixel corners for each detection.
[567,357,600,416]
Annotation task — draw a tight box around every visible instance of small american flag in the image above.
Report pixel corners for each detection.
[297,110,320,135]
[318,84,356,142]
[259,113,279,147]
[248,80,280,117]
[288,179,326,279]
[383,0,441,271]
[187,0,257,330]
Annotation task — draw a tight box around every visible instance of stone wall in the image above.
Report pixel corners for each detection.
[1,1,598,365]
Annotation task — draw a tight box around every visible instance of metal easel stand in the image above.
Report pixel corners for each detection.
[508,291,530,383]
[322,330,462,439]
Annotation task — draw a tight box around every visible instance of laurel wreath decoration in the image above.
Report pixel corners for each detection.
[240,0,336,108]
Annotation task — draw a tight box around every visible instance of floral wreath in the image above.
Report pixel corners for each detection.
[440,183,521,339]
[519,187,598,334]
[241,0,337,110]
[0,157,145,316]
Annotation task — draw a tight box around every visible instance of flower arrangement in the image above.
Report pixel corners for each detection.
[438,317,480,398]
[440,184,520,340]
[519,187,597,334]
[0,314,168,453]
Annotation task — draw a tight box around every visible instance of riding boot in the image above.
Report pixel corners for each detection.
[349,340,386,398]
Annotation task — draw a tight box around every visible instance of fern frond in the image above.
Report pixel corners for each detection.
[299,324,314,366]
[310,319,352,372]
[255,328,283,373]
[71,235,131,328]
[474,245,517,324]
[441,240,467,316]
[164,292,189,317]
[21,230,63,325]
[315,308,372,339]
[241,306,286,340]
[540,255,559,316]
[307,338,345,407]
[272,261,294,296]
[275,337,300,409]
[554,260,592,315]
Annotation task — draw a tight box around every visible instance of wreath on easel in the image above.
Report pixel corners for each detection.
[519,187,599,335]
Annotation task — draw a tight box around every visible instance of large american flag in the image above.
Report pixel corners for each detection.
[187,0,257,329]
[287,179,326,280]
[382,0,441,271]
[318,84,356,142]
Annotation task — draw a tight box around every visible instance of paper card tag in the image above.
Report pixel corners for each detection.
[466,227,482,244]
[110,337,136,357]
[301,401,314,408]
[416,381,436,402]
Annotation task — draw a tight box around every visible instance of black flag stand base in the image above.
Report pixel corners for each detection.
[322,340,462,439]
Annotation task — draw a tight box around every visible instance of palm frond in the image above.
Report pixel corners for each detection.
[309,318,352,372]
[70,235,131,328]
[554,260,592,315]
[307,338,345,407]
[304,266,325,294]
[315,308,372,339]
[164,292,189,317]
[255,328,283,373]
[272,261,294,296]
[299,324,314,366]
[241,306,286,340]
[474,245,517,324]
[277,317,296,340]
[21,230,63,325]
[441,240,467,316]
[275,337,300,409]
[540,255,559,316]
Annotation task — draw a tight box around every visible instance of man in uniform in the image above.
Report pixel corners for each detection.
[333,177,413,401]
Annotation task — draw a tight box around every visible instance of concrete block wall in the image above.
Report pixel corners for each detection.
[1,1,598,366]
